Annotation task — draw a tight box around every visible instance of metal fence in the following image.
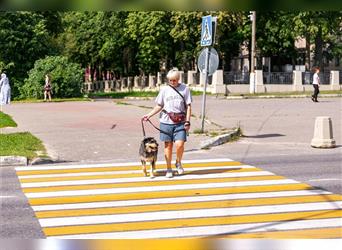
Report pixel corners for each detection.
[263,72,292,84]
[302,72,330,85]
[340,71,342,85]
[223,71,249,84]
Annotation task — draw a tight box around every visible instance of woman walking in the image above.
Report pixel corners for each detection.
[44,74,52,102]
[311,66,320,102]
[142,68,192,178]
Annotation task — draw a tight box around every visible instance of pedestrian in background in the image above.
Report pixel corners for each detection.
[0,73,11,105]
[142,68,192,178]
[44,74,52,102]
[311,66,320,102]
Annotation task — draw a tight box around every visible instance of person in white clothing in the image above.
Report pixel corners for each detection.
[311,66,320,102]
[0,73,11,105]
[142,68,192,178]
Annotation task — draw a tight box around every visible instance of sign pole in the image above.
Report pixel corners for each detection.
[200,47,210,133]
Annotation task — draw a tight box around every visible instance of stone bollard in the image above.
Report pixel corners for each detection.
[311,116,336,148]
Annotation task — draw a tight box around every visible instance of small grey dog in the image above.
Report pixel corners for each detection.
[139,137,158,177]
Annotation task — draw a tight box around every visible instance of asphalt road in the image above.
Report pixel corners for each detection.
[0,95,341,238]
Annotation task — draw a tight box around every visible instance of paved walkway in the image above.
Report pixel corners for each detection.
[2,96,341,164]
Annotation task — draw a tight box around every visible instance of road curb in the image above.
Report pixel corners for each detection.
[226,93,342,100]
[0,156,28,167]
[200,128,240,149]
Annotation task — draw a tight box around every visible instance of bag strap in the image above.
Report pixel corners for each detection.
[168,84,188,113]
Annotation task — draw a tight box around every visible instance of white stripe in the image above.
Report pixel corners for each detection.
[15,158,234,171]
[39,201,342,227]
[50,218,342,239]
[19,165,255,179]
[21,170,272,188]
[31,190,332,212]
[26,179,298,198]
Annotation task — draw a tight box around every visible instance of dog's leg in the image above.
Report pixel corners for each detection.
[141,160,147,177]
[150,160,156,178]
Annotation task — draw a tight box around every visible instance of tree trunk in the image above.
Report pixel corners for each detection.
[314,27,323,70]
[305,33,311,71]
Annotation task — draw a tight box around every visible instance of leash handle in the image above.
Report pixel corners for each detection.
[141,119,147,138]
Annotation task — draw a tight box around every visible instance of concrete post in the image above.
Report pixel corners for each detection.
[144,75,149,88]
[311,116,336,148]
[179,71,185,84]
[86,82,92,92]
[211,70,226,94]
[200,72,206,87]
[330,71,340,90]
[293,70,304,91]
[149,75,156,88]
[255,70,265,93]
[187,70,197,86]
[104,80,111,93]
[127,77,133,90]
[134,76,139,89]
[157,72,163,86]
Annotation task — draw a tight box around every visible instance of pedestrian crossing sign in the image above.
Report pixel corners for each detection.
[201,15,212,46]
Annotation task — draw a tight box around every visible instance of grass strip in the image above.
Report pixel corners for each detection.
[0,132,47,159]
[0,111,17,128]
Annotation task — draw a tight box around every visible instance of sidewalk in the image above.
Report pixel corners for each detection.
[1,95,341,165]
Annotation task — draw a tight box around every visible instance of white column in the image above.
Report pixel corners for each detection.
[293,70,304,91]
[330,71,340,90]
[148,74,156,88]
[187,70,197,86]
[211,70,225,94]
[255,70,265,93]
[134,76,139,89]
[200,73,206,87]
[157,72,163,86]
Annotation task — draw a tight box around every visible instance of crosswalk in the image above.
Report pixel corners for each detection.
[15,158,342,239]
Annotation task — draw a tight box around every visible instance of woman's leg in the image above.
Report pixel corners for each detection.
[175,140,185,164]
[44,91,47,101]
[313,85,319,101]
[164,141,173,171]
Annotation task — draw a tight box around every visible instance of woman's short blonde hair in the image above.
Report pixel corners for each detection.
[167,68,180,81]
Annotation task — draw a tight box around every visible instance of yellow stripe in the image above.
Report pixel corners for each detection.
[43,209,342,236]
[23,175,284,193]
[19,167,258,183]
[220,227,342,239]
[93,239,207,250]
[36,194,342,218]
[28,183,311,206]
[17,161,241,176]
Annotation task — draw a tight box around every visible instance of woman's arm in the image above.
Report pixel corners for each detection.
[142,105,163,120]
[184,104,192,131]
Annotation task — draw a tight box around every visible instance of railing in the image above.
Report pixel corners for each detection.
[263,72,292,84]
[223,71,249,84]
[340,71,342,85]
[302,72,330,85]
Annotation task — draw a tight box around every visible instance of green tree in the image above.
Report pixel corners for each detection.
[291,11,342,70]
[125,11,173,74]
[60,11,131,78]
[21,56,83,99]
[0,11,63,97]
[253,12,298,70]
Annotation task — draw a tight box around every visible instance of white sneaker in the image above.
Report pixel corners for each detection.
[165,169,173,178]
[176,162,184,175]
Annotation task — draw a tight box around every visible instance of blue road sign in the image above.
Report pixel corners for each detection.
[201,15,212,47]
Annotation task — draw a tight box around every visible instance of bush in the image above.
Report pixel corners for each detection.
[20,56,83,99]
